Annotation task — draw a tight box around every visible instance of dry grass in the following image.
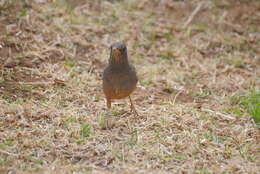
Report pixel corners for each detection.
[0,0,259,173]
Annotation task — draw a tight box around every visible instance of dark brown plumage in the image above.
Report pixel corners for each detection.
[102,42,138,115]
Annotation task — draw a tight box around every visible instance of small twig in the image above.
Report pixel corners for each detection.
[183,2,205,29]
[202,108,235,120]
[0,149,19,157]
[172,90,183,105]
[218,11,228,23]
[18,81,53,85]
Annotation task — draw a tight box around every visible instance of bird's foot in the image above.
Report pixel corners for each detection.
[129,96,139,116]
[99,111,115,129]
[130,105,139,116]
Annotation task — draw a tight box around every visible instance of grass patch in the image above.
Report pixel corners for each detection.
[80,123,91,138]
[64,57,75,68]
[222,106,243,116]
[213,1,230,8]
[0,0,259,173]
[232,90,260,127]
[126,129,138,147]
[223,57,243,68]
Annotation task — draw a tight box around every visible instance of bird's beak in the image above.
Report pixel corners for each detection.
[112,47,120,56]
[111,47,121,61]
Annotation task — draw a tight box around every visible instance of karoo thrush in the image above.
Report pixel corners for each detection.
[102,42,138,115]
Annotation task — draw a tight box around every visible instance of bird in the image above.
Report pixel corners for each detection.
[102,42,138,116]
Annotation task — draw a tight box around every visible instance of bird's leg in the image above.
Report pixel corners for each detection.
[129,95,139,116]
[103,98,114,129]
[106,98,111,109]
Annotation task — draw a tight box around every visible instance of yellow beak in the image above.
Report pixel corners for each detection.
[112,48,121,62]
[112,47,120,56]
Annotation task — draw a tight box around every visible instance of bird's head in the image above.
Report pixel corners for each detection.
[109,42,128,65]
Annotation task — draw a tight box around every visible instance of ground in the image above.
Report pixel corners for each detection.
[0,0,259,173]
